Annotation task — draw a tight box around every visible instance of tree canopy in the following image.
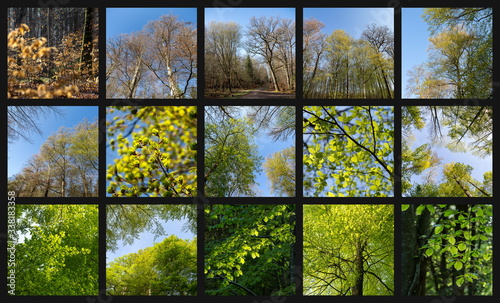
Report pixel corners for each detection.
[406,8,492,98]
[8,118,99,197]
[107,235,197,296]
[303,106,394,197]
[106,106,197,197]
[12,204,98,295]
[205,204,296,296]
[304,20,394,99]
[402,106,492,197]
[106,12,196,99]
[205,106,295,197]
[304,204,394,296]
[205,14,295,96]
[106,204,196,252]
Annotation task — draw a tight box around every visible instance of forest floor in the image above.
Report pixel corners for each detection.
[238,86,295,99]
[8,81,99,99]
[205,86,295,99]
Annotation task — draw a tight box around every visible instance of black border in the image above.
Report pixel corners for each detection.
[2,0,498,302]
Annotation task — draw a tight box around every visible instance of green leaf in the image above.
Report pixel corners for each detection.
[448,236,456,245]
[434,225,444,235]
[425,248,434,257]
[454,261,463,270]
[456,277,464,287]
[443,209,455,217]
[416,205,426,216]
[401,204,410,211]
[458,243,466,251]
[426,205,435,214]
[449,246,458,255]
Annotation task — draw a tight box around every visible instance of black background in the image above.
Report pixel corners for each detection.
[1,0,497,302]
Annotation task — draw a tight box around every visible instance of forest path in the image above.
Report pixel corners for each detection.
[238,86,295,99]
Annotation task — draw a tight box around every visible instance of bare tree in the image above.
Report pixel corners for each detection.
[206,21,242,92]
[106,13,196,99]
[7,106,62,143]
[246,16,282,91]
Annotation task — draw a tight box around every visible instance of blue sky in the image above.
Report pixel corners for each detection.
[107,215,195,264]
[402,8,431,97]
[205,7,295,58]
[8,106,98,178]
[106,8,197,40]
[409,118,492,188]
[304,7,394,39]
[253,129,295,197]
[205,7,295,28]
[204,106,296,197]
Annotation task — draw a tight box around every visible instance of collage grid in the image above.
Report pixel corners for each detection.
[2,0,496,302]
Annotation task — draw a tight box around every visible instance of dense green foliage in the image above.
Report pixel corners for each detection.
[107,235,197,296]
[205,204,296,296]
[402,106,492,197]
[303,205,394,296]
[406,8,492,98]
[303,106,394,197]
[402,204,492,295]
[106,106,197,197]
[205,115,262,197]
[11,204,98,295]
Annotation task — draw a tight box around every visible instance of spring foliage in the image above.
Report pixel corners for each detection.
[406,8,492,98]
[402,204,492,295]
[402,106,492,197]
[205,204,296,296]
[304,205,394,295]
[12,205,98,295]
[8,118,99,197]
[304,20,394,99]
[106,106,197,197]
[107,235,197,296]
[303,106,394,197]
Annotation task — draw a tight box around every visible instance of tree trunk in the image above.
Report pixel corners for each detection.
[128,59,142,99]
[166,60,179,98]
[352,239,365,295]
[14,8,27,28]
[403,205,431,295]
[80,7,94,76]
[402,205,417,295]
[61,178,66,197]
[267,59,280,92]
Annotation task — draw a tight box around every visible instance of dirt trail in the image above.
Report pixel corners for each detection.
[238,86,295,99]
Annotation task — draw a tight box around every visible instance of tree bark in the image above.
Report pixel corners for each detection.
[80,7,94,76]
[402,205,417,295]
[352,239,366,295]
